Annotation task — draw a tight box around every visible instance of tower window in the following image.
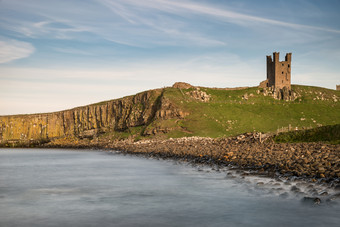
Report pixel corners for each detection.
[288,64,290,68]
[282,71,284,74]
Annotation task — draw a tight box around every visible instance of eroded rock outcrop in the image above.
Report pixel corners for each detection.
[262,86,298,101]
[172,82,193,89]
[186,88,211,102]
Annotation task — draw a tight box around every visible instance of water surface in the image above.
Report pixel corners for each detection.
[0,149,339,227]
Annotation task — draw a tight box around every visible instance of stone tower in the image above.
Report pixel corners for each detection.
[266,52,292,89]
[337,85,340,91]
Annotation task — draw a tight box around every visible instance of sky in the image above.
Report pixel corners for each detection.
[1,0,340,115]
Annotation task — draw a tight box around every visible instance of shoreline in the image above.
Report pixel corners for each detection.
[38,133,340,188]
[2,135,340,204]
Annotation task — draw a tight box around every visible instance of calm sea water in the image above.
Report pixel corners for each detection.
[0,149,339,227]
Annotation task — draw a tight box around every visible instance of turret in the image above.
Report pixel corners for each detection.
[273,52,280,63]
[266,55,272,62]
[285,53,292,63]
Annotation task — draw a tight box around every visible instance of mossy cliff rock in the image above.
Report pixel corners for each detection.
[0,88,186,146]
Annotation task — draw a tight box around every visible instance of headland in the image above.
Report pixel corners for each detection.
[1,82,339,186]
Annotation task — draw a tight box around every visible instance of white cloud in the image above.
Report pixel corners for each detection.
[0,38,35,63]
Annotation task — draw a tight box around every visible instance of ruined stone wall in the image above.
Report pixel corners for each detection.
[337,85,340,91]
[266,55,274,87]
[266,52,291,89]
[0,89,164,144]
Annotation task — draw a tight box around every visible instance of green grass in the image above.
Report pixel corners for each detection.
[274,124,340,144]
[90,84,340,140]
[155,85,340,138]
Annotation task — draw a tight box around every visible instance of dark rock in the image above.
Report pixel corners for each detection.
[302,197,321,205]
[256,182,264,186]
[290,185,301,193]
[306,184,314,189]
[279,192,289,199]
[319,191,328,196]
[308,188,318,196]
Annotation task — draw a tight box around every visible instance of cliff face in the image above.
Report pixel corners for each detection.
[0,88,181,145]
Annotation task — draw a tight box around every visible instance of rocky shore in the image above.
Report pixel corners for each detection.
[43,133,340,186]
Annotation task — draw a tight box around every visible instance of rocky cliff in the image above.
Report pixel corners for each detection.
[0,88,187,146]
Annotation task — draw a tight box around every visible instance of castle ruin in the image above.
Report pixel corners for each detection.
[259,52,297,101]
[337,85,340,91]
[260,52,292,90]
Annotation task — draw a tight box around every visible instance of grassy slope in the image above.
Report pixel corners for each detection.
[273,124,340,144]
[149,85,340,139]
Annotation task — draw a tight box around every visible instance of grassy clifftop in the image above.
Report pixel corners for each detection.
[141,84,340,139]
[1,83,339,146]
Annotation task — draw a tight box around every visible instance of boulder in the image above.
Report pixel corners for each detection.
[302,197,321,205]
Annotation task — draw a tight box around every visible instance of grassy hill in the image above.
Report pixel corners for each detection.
[1,83,339,146]
[100,84,340,141]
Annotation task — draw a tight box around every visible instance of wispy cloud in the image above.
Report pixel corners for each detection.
[168,0,340,33]
[31,20,89,39]
[0,17,89,40]
[95,0,227,46]
[0,37,35,63]
[2,0,339,49]
[97,0,340,34]
[53,47,93,56]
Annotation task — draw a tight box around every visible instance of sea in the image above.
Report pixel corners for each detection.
[0,148,339,227]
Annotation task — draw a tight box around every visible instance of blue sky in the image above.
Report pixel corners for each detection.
[1,0,340,115]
